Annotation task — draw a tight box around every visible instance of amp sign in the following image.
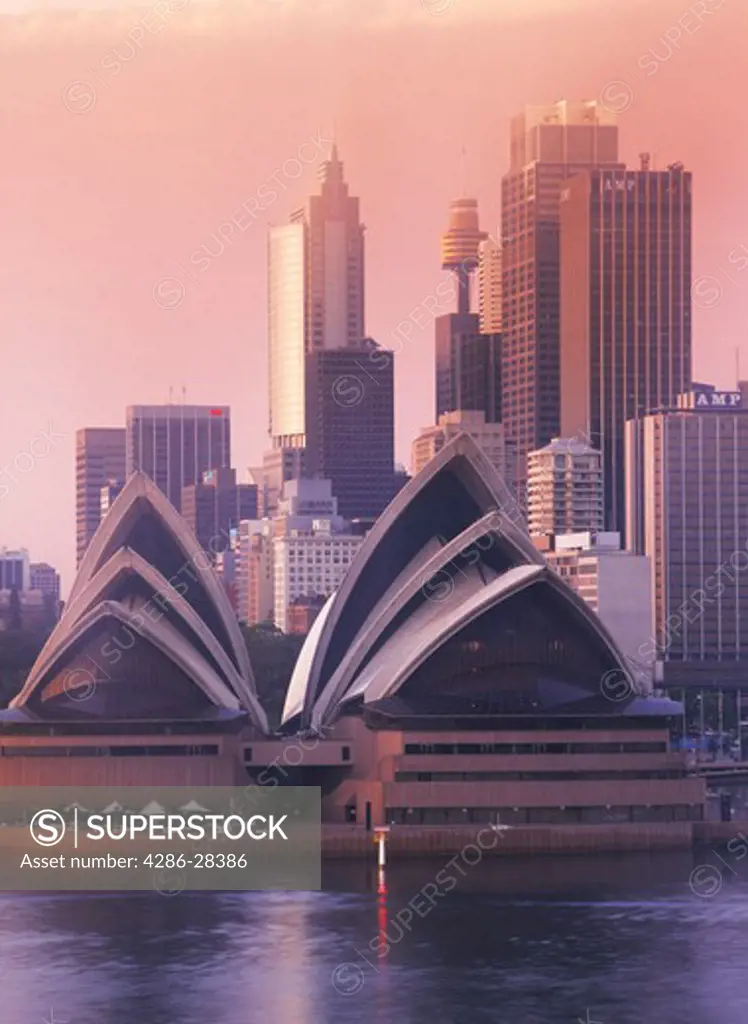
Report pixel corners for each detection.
[693,389,742,410]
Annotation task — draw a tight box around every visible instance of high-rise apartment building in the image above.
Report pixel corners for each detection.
[626,394,748,682]
[304,341,397,521]
[501,101,623,496]
[268,145,365,449]
[126,405,230,513]
[181,468,258,559]
[478,236,502,335]
[75,427,126,567]
[527,437,604,538]
[561,159,692,535]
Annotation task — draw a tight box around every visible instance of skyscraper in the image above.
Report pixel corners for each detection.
[478,236,502,335]
[126,405,230,513]
[266,146,397,519]
[434,317,501,423]
[268,144,365,450]
[304,341,396,521]
[75,427,126,566]
[501,101,623,496]
[527,437,604,539]
[560,160,692,535]
[181,467,258,559]
[434,198,501,423]
[625,392,748,700]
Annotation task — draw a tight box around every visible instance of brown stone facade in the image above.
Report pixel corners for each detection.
[318,717,705,828]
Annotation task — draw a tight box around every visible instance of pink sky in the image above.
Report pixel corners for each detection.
[0,0,745,592]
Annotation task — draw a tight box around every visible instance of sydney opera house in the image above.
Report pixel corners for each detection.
[0,436,704,828]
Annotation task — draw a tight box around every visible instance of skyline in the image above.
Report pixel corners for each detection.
[1,0,744,590]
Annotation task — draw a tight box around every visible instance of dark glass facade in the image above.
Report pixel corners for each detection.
[501,108,622,497]
[434,312,501,422]
[76,427,126,567]
[304,342,396,522]
[126,406,231,514]
[181,468,258,560]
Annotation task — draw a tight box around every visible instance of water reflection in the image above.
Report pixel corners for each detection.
[1,852,747,1024]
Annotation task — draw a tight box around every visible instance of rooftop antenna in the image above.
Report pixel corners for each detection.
[736,346,741,387]
[168,385,173,405]
[460,145,467,198]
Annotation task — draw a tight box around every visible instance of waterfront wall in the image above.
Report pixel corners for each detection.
[694,821,748,845]
[322,822,696,858]
[0,752,244,787]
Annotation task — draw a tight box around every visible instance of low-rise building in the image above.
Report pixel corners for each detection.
[273,520,362,634]
[411,410,507,479]
[546,532,653,689]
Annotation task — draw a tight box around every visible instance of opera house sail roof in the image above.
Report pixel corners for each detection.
[282,433,639,733]
[11,473,269,733]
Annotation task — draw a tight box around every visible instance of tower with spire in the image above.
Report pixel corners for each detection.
[434,196,501,425]
[265,142,397,529]
[268,143,366,451]
[440,197,486,314]
[306,143,365,351]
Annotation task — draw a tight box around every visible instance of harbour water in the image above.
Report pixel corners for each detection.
[1,850,746,1023]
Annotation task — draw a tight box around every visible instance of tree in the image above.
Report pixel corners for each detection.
[8,587,21,630]
[240,622,306,729]
[41,592,59,630]
[0,623,52,706]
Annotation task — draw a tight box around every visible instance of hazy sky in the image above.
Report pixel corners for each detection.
[1,0,745,592]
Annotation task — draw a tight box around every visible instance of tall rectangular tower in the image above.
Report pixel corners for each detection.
[434,314,501,423]
[126,405,230,513]
[626,399,748,681]
[478,236,502,335]
[268,221,306,448]
[561,161,692,535]
[181,467,258,559]
[304,342,396,521]
[268,145,366,451]
[501,101,622,496]
[75,427,126,566]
